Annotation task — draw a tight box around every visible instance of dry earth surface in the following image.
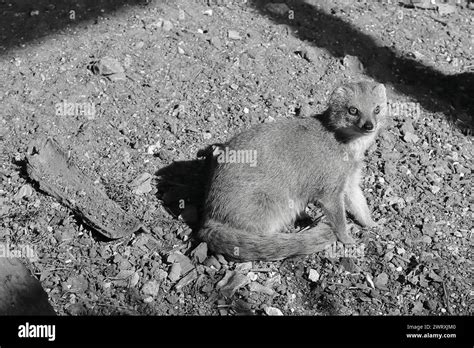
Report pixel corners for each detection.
[0,0,472,316]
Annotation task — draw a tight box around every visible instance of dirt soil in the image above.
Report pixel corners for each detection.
[0,0,472,316]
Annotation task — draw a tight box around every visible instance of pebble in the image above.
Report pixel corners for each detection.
[421,236,432,244]
[130,173,153,195]
[168,263,182,282]
[177,47,185,55]
[202,9,213,16]
[248,282,275,296]
[384,251,394,261]
[90,57,125,81]
[162,20,173,32]
[235,261,252,273]
[300,47,320,62]
[203,255,221,270]
[264,306,283,316]
[203,132,212,140]
[307,269,320,282]
[343,55,364,74]
[167,252,194,274]
[191,242,208,263]
[247,271,258,281]
[14,184,33,200]
[228,30,241,40]
[216,254,228,265]
[175,269,198,291]
[142,280,160,297]
[155,269,168,282]
[453,231,462,238]
[375,272,389,290]
[143,296,154,303]
[219,271,250,297]
[265,3,290,16]
[437,4,456,15]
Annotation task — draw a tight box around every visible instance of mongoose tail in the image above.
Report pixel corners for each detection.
[198,219,337,261]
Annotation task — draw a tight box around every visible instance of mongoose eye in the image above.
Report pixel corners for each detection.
[374,106,380,114]
[348,107,358,115]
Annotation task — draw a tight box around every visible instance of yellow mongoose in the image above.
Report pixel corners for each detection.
[198,81,387,261]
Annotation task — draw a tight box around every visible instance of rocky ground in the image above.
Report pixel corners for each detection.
[0,0,472,316]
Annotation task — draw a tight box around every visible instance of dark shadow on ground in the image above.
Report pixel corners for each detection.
[251,0,473,133]
[0,0,151,53]
[154,151,212,230]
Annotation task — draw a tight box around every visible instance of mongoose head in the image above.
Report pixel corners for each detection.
[326,81,387,138]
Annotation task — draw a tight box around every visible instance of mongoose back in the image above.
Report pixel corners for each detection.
[197,81,387,261]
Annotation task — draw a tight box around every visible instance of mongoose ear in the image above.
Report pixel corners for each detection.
[330,84,353,101]
[372,83,386,97]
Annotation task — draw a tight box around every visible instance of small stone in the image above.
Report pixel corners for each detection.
[175,269,198,290]
[204,256,221,270]
[248,282,275,296]
[216,254,228,265]
[396,247,406,255]
[453,231,462,238]
[265,3,290,16]
[430,185,441,194]
[375,272,389,290]
[403,131,420,143]
[130,272,140,287]
[228,30,241,40]
[243,107,249,114]
[421,236,432,244]
[437,4,456,15]
[202,9,213,16]
[422,223,436,236]
[168,263,182,282]
[230,83,239,90]
[142,280,160,297]
[235,262,252,273]
[308,269,320,282]
[14,184,33,200]
[130,173,153,195]
[424,300,437,311]
[155,269,168,281]
[191,242,208,263]
[162,20,173,32]
[90,56,125,81]
[143,296,154,303]
[247,271,258,281]
[177,47,185,55]
[210,36,222,49]
[219,271,250,297]
[343,55,364,74]
[64,276,89,293]
[167,252,194,274]
[300,47,320,62]
[264,306,283,316]
[203,132,212,140]
[384,251,394,261]
[340,258,359,273]
[413,301,424,313]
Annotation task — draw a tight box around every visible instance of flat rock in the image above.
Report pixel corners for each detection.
[264,306,283,316]
[142,280,160,297]
[248,282,275,296]
[191,242,208,263]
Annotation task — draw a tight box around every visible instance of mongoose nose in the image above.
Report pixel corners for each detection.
[362,121,374,131]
